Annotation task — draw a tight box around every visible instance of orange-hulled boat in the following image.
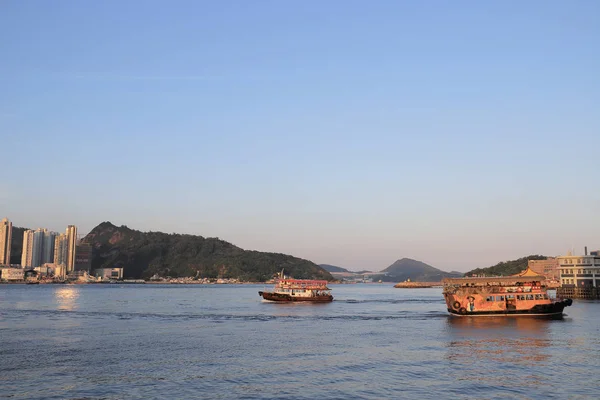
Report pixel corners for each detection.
[259,274,333,302]
[442,268,572,317]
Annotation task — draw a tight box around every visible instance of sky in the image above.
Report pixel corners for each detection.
[1,1,599,272]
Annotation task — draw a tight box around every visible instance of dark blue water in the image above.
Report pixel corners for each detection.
[1,284,599,399]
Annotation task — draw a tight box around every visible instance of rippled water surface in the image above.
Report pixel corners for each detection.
[1,284,599,399]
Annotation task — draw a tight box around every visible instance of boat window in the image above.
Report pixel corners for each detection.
[517,295,526,300]
[535,294,543,300]
[485,296,494,301]
[506,294,515,299]
[495,295,505,301]
[526,294,534,300]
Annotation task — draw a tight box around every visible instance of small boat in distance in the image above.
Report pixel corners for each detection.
[442,268,572,317]
[259,271,333,302]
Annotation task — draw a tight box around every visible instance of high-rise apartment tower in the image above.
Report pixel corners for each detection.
[0,218,12,265]
[66,225,77,273]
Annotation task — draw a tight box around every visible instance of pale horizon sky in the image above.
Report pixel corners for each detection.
[2,1,599,272]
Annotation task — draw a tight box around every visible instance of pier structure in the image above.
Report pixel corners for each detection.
[557,286,600,300]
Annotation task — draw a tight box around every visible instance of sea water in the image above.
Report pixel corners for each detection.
[0,284,598,399]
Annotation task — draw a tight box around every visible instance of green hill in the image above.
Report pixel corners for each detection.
[464,255,547,276]
[381,258,462,282]
[84,222,333,282]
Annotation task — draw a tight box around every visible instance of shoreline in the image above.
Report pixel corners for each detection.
[1,281,276,285]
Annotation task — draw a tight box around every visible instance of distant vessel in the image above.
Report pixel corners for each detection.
[259,271,333,302]
[442,268,572,317]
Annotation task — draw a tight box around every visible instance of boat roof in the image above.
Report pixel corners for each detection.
[277,278,330,289]
[442,275,546,285]
[443,266,547,285]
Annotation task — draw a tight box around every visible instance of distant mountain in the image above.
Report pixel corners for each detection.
[84,221,333,281]
[319,264,351,273]
[381,258,462,282]
[464,255,547,277]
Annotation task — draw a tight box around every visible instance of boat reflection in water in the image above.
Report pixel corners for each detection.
[443,316,556,393]
[54,286,80,311]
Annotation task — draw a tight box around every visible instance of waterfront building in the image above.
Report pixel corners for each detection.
[67,270,88,280]
[21,228,59,269]
[42,231,58,265]
[74,241,92,272]
[31,229,45,268]
[528,258,559,281]
[42,263,66,279]
[66,225,77,273]
[94,267,123,280]
[0,218,12,266]
[54,233,68,266]
[558,249,600,287]
[21,230,34,267]
[21,228,49,269]
[0,267,25,281]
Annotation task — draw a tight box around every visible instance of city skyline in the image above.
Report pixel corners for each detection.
[17,224,79,271]
[2,2,599,272]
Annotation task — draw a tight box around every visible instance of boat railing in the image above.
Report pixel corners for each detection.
[276,279,330,290]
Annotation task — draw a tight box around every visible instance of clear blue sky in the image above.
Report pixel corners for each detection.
[1,1,599,272]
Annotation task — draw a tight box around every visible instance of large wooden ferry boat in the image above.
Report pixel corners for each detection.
[259,274,333,302]
[442,268,572,317]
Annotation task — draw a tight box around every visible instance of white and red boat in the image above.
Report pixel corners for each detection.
[259,274,333,302]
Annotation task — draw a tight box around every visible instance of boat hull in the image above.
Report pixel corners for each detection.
[259,291,333,302]
[446,301,569,317]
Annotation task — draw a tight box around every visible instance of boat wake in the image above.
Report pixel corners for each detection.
[340,298,443,304]
[2,308,449,322]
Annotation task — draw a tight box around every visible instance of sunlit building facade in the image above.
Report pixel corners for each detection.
[54,234,68,266]
[21,230,33,267]
[22,229,47,268]
[66,225,77,273]
[0,218,12,266]
[558,250,600,287]
[528,258,559,281]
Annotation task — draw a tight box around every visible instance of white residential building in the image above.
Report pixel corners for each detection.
[558,250,600,288]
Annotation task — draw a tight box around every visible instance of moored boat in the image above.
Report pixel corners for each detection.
[442,268,572,317]
[259,273,333,302]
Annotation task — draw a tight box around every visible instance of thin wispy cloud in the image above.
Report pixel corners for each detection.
[72,74,219,81]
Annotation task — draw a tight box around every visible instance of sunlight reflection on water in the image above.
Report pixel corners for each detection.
[55,286,80,311]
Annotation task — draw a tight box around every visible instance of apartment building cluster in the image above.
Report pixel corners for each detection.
[0,217,92,280]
